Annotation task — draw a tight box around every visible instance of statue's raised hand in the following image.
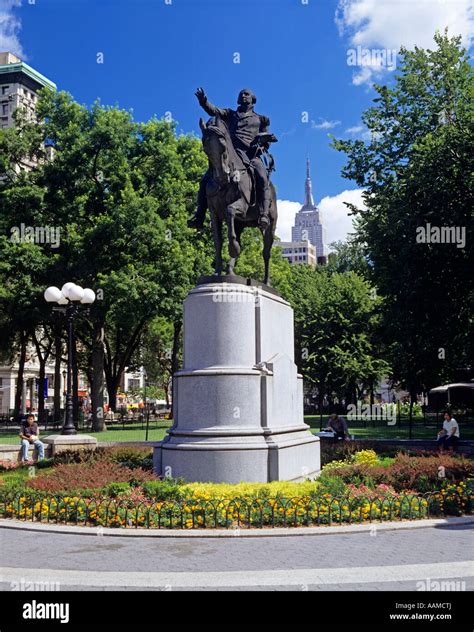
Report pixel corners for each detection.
[195,87,207,105]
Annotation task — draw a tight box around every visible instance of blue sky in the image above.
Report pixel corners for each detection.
[2,0,472,243]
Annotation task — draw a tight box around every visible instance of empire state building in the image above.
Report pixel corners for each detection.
[291,158,325,257]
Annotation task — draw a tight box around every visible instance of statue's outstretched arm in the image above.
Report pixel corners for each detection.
[195,87,229,119]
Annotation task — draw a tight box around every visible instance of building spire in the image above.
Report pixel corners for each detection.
[304,156,315,208]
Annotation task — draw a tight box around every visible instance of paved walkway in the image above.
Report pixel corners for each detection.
[1,523,472,591]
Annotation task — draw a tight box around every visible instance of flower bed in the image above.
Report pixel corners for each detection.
[0,446,472,529]
[319,450,473,493]
[0,483,471,529]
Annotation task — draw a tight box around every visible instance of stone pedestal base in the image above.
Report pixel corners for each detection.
[154,279,320,483]
[42,434,98,456]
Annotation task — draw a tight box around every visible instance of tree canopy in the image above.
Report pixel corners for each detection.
[332,31,473,397]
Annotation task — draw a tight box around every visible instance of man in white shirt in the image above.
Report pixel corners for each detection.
[437,412,460,450]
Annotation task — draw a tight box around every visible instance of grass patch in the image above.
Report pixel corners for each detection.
[306,417,474,440]
[0,425,171,445]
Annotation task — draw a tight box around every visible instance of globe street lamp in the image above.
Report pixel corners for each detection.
[44,283,95,435]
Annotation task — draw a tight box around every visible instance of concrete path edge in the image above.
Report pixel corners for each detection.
[0,515,472,538]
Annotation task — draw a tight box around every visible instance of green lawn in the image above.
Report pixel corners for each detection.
[305,416,474,440]
[1,417,472,444]
[0,423,171,445]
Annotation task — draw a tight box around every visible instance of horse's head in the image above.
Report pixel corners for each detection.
[199,116,231,182]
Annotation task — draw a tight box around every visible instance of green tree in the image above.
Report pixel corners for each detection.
[333,31,473,408]
[327,239,371,278]
[1,90,211,428]
[282,265,388,411]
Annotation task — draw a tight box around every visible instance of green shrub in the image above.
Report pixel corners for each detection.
[316,474,347,497]
[105,482,131,498]
[142,479,184,501]
[106,446,153,469]
[0,474,27,493]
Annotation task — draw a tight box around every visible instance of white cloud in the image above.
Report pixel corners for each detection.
[345,125,364,134]
[276,189,366,248]
[336,0,474,86]
[275,200,301,241]
[319,188,366,247]
[311,118,341,130]
[0,0,24,58]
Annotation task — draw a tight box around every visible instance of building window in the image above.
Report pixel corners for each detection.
[128,378,141,391]
[2,104,8,115]
[1,86,9,95]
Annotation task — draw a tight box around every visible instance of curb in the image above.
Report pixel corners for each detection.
[0,515,472,538]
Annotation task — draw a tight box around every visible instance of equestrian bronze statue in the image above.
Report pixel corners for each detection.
[188,88,278,285]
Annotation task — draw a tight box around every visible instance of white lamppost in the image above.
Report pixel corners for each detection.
[44,283,95,435]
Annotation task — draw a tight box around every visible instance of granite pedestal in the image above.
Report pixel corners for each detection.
[154,278,320,483]
[43,434,98,456]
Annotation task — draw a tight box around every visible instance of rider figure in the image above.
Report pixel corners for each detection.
[189,87,276,230]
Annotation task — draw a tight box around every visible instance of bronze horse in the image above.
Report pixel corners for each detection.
[199,115,278,285]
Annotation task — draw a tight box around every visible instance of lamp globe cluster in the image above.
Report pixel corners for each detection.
[44,283,96,305]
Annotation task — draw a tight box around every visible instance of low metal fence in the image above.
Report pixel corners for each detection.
[0,489,471,529]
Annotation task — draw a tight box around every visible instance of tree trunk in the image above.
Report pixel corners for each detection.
[409,388,416,440]
[165,376,172,408]
[106,376,121,413]
[32,330,52,425]
[318,387,324,431]
[170,320,182,421]
[37,358,46,424]
[91,322,106,432]
[171,320,182,375]
[103,319,146,413]
[104,361,122,414]
[13,330,28,420]
[370,382,375,407]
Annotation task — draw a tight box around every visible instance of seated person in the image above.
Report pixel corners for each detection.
[19,414,45,464]
[324,413,350,441]
[437,411,460,450]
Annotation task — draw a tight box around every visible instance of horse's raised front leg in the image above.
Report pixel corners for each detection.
[210,211,223,276]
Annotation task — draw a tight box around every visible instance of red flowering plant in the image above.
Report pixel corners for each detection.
[27,459,155,494]
[0,460,20,472]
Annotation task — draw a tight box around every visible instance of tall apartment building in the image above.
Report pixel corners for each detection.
[291,158,326,257]
[0,52,56,127]
[0,51,56,170]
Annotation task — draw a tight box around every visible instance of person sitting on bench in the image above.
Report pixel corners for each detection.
[325,414,350,441]
[19,414,45,464]
[437,411,460,450]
